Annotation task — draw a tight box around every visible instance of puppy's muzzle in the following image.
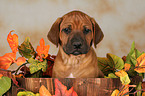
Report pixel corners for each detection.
[71,37,83,55]
[63,34,89,56]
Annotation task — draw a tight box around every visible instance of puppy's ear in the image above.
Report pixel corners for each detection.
[90,18,104,48]
[47,18,62,47]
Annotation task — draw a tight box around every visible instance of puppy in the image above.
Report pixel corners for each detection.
[48,10,104,78]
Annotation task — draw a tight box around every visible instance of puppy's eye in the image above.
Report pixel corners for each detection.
[62,28,71,34]
[83,28,91,34]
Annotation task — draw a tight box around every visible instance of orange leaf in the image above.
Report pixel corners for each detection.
[36,38,50,59]
[142,92,145,96]
[111,85,130,96]
[115,70,128,77]
[0,74,3,79]
[142,82,145,92]
[120,85,129,96]
[7,30,18,53]
[39,85,52,96]
[14,74,25,78]
[0,53,16,69]
[134,53,145,73]
[54,79,78,96]
[15,57,26,66]
[124,63,131,71]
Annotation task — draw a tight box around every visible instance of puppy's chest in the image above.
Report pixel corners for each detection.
[62,55,84,66]
[62,56,83,78]
[67,73,75,78]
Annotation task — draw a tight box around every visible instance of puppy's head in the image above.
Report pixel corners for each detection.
[48,11,104,56]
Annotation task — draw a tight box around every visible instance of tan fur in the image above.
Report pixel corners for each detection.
[48,11,104,78]
[52,46,104,78]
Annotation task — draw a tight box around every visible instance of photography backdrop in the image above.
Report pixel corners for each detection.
[0,0,145,70]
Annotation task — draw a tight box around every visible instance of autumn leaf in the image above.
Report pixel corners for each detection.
[111,85,132,96]
[134,53,145,73]
[124,63,131,71]
[54,79,78,96]
[107,53,124,70]
[142,92,145,96]
[17,91,39,96]
[14,74,25,78]
[97,53,124,76]
[0,76,11,96]
[105,73,117,78]
[28,58,48,74]
[36,38,50,59]
[39,85,52,96]
[0,53,16,69]
[18,37,36,59]
[43,54,55,77]
[115,70,131,85]
[42,60,54,77]
[0,74,3,79]
[136,82,142,96]
[15,57,26,66]
[97,57,113,76]
[115,70,127,77]
[126,42,140,66]
[119,85,129,96]
[111,89,119,96]
[7,30,18,53]
[125,42,144,76]
[142,82,145,92]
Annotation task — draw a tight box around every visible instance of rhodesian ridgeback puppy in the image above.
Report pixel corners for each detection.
[48,10,104,78]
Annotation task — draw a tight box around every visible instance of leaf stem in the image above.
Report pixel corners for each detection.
[14,60,29,75]
[129,89,145,96]
[117,85,125,96]
[16,87,27,94]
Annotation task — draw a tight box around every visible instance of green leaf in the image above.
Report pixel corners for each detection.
[136,82,142,96]
[120,74,130,85]
[104,73,118,78]
[17,91,40,96]
[98,53,124,76]
[126,42,135,65]
[107,53,124,70]
[126,42,144,66]
[136,49,144,58]
[18,37,36,59]
[125,42,144,76]
[97,57,113,76]
[0,76,11,96]
[28,58,48,74]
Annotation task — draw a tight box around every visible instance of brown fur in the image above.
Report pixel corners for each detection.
[48,11,104,78]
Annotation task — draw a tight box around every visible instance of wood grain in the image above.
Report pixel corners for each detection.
[6,78,124,96]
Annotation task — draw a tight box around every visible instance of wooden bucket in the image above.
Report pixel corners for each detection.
[7,78,124,96]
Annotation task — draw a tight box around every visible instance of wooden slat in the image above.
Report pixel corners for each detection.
[5,77,142,96]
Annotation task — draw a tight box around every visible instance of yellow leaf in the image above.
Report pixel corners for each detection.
[124,63,131,71]
[7,30,18,53]
[134,53,145,73]
[39,85,52,96]
[0,53,16,69]
[115,70,130,85]
[120,85,129,96]
[111,89,120,96]
[36,38,50,59]
[115,70,127,77]
[15,57,26,66]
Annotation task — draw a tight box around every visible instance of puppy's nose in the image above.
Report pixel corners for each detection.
[73,41,82,49]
